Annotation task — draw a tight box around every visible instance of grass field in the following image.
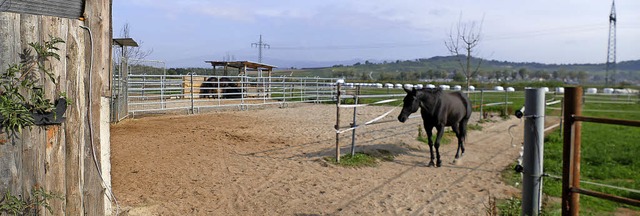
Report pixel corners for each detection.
[541,100,640,215]
[497,95,640,215]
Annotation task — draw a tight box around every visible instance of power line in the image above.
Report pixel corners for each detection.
[270,41,435,50]
[484,24,607,41]
[266,24,613,51]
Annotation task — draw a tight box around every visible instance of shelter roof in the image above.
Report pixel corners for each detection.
[204,61,277,70]
[112,38,139,47]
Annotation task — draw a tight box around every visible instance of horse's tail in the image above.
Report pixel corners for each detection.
[460,93,472,138]
[465,96,472,120]
[458,92,472,120]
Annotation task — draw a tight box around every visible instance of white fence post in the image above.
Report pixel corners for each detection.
[190,73,194,114]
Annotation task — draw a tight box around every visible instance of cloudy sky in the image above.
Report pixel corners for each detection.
[113,0,640,68]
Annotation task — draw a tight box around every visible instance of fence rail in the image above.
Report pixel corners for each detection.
[562,87,640,216]
[118,74,339,116]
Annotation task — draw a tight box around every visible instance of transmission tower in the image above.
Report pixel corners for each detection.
[605,0,616,87]
[251,35,270,63]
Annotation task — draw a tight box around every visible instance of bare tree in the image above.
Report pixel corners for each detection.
[445,16,484,92]
[115,23,153,65]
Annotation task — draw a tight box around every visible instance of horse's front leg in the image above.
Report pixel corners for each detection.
[434,125,445,167]
[425,125,435,167]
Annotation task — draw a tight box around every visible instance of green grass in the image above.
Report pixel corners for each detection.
[541,101,640,215]
[497,197,523,216]
[416,125,453,146]
[501,162,523,189]
[324,151,395,168]
[468,123,483,131]
[495,95,640,215]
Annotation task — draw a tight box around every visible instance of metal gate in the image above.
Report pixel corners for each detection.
[110,60,129,122]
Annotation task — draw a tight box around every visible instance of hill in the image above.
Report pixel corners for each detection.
[279,56,640,85]
[152,56,639,85]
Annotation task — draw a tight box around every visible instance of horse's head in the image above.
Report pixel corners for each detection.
[398,87,420,123]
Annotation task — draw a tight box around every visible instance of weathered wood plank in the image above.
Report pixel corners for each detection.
[41,15,68,216]
[19,16,46,215]
[81,0,111,214]
[0,12,22,198]
[64,19,86,216]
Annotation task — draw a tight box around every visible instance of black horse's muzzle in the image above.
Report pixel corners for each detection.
[398,115,407,123]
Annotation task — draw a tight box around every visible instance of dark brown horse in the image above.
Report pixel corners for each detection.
[200,77,242,99]
[200,77,219,98]
[397,87,472,167]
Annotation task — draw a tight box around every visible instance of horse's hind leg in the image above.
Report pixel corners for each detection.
[451,123,463,161]
[425,125,435,167]
[459,119,469,156]
[434,126,445,167]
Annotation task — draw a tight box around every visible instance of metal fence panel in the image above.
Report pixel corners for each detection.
[126,74,338,116]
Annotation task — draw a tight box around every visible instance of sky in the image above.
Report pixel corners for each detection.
[113,0,640,68]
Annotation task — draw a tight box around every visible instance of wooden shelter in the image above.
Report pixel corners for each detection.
[0,0,113,215]
[205,60,276,76]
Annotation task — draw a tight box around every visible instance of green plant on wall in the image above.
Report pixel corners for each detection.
[0,186,63,215]
[0,36,65,137]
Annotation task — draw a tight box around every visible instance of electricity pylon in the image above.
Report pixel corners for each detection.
[252,35,270,63]
[605,0,617,87]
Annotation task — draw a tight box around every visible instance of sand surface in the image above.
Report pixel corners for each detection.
[111,103,549,215]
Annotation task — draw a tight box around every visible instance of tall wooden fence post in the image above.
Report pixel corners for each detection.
[350,85,360,156]
[562,87,582,216]
[335,81,342,162]
[480,89,484,120]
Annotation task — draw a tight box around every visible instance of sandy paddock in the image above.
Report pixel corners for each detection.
[111,103,539,215]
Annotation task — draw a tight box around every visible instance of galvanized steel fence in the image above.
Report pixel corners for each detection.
[122,74,338,117]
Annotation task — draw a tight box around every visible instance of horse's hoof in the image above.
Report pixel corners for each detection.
[427,161,435,167]
[436,160,442,167]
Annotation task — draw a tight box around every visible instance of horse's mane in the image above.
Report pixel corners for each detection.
[418,88,443,95]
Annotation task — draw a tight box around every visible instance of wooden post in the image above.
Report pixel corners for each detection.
[64,19,86,216]
[335,83,342,162]
[0,11,21,200]
[42,15,68,216]
[559,98,564,135]
[1,0,111,214]
[19,15,46,215]
[350,86,360,156]
[479,90,484,120]
[82,0,112,214]
[562,87,582,216]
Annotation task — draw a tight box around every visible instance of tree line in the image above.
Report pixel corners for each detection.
[330,67,591,84]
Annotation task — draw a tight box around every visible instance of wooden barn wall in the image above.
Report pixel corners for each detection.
[0,0,112,215]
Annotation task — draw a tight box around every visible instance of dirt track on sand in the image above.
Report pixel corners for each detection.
[111,103,556,215]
